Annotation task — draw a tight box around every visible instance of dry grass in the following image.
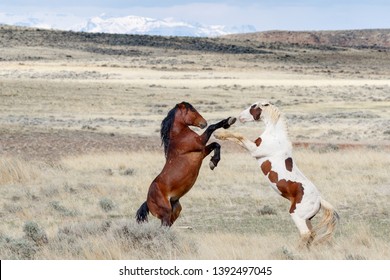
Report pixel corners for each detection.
[1,149,389,259]
[0,158,40,185]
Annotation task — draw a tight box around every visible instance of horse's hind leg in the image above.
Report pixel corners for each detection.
[170,200,182,225]
[290,213,314,248]
[147,182,173,226]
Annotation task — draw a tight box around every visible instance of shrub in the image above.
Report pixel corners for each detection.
[99,198,115,212]
[50,201,78,216]
[23,221,48,246]
[0,235,37,260]
[258,205,277,215]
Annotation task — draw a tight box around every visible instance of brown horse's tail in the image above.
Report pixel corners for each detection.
[136,201,149,223]
[313,198,339,244]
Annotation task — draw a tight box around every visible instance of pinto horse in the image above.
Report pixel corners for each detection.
[136,101,236,226]
[215,100,339,247]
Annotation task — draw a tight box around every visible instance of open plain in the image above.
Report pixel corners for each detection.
[0,26,389,259]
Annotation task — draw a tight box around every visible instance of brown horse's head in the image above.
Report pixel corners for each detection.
[176,102,207,129]
[161,102,207,157]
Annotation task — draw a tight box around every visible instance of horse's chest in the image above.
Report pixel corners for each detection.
[172,136,204,153]
[260,136,289,154]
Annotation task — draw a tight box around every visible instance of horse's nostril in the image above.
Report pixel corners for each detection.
[200,122,207,129]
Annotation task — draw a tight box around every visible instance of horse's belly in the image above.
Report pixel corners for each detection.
[259,158,320,202]
[159,156,203,198]
[170,172,199,198]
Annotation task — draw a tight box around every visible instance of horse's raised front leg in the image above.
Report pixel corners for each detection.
[199,117,236,144]
[214,131,248,147]
[147,182,173,227]
[215,131,262,157]
[199,117,235,170]
[204,142,221,170]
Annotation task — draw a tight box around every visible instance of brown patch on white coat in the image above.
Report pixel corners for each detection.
[261,159,304,213]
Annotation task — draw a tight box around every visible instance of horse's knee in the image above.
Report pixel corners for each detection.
[290,213,311,235]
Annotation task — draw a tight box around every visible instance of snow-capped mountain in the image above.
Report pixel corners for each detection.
[0,12,256,37]
[72,15,256,37]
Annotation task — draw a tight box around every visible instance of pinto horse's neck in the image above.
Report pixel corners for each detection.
[263,115,289,140]
[261,115,292,155]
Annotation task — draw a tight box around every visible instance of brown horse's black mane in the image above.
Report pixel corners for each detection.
[160,102,194,157]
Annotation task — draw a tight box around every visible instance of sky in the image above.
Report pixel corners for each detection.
[0,0,389,31]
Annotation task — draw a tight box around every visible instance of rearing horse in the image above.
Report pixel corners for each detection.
[136,101,236,226]
[216,100,339,247]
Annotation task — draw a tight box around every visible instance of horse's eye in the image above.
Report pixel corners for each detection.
[264,104,269,107]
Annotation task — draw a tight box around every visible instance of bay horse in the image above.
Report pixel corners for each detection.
[136,101,236,226]
[215,100,339,247]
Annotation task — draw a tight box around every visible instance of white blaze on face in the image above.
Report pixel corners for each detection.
[238,107,253,123]
[239,103,261,123]
[238,100,273,123]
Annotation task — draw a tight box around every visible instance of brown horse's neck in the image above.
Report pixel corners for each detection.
[170,121,192,138]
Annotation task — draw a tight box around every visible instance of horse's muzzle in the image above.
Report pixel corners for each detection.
[199,121,207,129]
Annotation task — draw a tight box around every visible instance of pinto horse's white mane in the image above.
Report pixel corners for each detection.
[255,101,289,137]
[260,102,282,125]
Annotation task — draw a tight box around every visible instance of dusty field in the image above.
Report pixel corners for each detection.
[0,27,389,259]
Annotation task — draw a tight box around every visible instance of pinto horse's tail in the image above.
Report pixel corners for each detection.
[136,201,149,223]
[313,198,339,244]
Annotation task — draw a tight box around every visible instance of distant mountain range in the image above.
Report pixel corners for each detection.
[72,15,256,37]
[0,14,256,37]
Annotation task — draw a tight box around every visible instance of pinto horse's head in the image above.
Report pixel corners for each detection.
[239,100,280,124]
[176,101,207,129]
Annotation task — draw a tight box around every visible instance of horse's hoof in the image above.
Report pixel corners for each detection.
[209,161,216,170]
[223,117,236,129]
[228,117,236,126]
